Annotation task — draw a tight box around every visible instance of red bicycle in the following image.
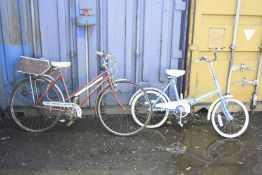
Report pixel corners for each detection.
[10,52,151,136]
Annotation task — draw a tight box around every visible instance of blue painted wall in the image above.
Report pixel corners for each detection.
[0,0,188,109]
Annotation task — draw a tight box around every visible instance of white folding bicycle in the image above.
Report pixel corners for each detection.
[131,48,249,138]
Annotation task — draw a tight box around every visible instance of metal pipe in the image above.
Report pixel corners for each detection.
[226,0,241,94]
[255,46,262,95]
[251,46,262,111]
[172,78,180,100]
[135,0,140,58]
[85,26,90,106]
[185,0,197,97]
[30,0,37,57]
[193,90,219,105]
[69,0,76,90]
[85,26,89,80]
[180,0,190,95]
[97,0,101,75]
[135,0,141,83]
[29,75,35,104]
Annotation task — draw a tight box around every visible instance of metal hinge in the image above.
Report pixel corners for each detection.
[175,0,186,11]
[70,51,76,58]
[233,77,257,86]
[231,64,256,72]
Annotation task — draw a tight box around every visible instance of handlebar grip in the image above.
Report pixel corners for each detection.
[96,51,106,57]
[195,56,209,63]
[215,46,226,51]
[200,56,208,61]
[96,51,113,58]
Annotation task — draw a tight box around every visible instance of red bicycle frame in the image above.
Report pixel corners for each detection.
[35,67,123,110]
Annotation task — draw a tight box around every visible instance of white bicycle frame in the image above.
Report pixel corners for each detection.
[151,61,233,120]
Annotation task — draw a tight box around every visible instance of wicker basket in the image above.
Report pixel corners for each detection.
[18,56,50,75]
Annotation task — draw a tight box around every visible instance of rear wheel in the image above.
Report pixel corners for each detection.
[211,98,249,138]
[96,80,151,136]
[131,88,170,128]
[10,77,64,132]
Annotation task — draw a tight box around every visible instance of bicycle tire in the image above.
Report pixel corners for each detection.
[10,77,64,132]
[211,98,249,138]
[131,88,170,128]
[96,80,152,136]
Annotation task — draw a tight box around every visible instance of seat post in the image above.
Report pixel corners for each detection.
[172,78,180,100]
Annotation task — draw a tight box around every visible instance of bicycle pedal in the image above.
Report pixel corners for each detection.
[67,120,75,127]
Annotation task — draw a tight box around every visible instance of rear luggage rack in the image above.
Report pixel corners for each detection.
[18,56,50,75]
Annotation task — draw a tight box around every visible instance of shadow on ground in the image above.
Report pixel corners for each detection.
[0,112,262,175]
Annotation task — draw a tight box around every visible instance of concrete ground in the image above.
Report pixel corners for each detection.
[0,112,262,175]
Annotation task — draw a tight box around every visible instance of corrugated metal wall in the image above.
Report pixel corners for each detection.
[0,0,188,109]
[185,0,262,110]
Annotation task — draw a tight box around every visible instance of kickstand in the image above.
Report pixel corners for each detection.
[67,120,75,127]
[178,116,184,127]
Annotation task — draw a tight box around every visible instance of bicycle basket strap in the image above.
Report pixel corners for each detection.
[18,56,50,75]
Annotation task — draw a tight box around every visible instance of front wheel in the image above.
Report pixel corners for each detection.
[211,98,249,138]
[96,80,152,136]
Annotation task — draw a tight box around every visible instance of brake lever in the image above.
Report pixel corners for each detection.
[194,56,207,63]
[194,59,200,63]
[215,46,226,52]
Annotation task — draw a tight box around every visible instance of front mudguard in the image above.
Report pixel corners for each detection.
[207,95,233,121]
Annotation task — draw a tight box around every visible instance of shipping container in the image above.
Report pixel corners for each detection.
[185,0,262,111]
[0,0,189,110]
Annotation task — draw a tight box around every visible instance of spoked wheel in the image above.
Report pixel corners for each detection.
[211,98,249,138]
[10,77,64,132]
[96,80,151,136]
[131,88,170,128]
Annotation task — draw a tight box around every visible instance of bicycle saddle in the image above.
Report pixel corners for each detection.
[166,69,185,78]
[51,61,71,68]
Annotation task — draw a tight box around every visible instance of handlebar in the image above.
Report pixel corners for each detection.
[195,46,226,63]
[96,51,113,58]
[194,56,207,63]
[194,56,217,63]
[213,46,226,52]
[96,51,114,64]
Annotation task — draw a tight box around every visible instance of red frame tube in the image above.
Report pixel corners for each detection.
[34,67,124,110]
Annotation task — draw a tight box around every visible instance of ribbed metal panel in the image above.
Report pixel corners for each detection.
[0,0,188,109]
[185,0,262,107]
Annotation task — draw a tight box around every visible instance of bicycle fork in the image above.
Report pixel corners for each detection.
[212,72,234,122]
[219,98,233,126]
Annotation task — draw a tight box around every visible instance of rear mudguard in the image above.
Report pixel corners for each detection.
[129,87,170,105]
[207,95,233,121]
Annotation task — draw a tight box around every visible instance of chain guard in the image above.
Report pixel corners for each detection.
[42,101,82,118]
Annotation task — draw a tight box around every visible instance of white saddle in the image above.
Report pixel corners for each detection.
[166,69,185,78]
[51,62,71,68]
